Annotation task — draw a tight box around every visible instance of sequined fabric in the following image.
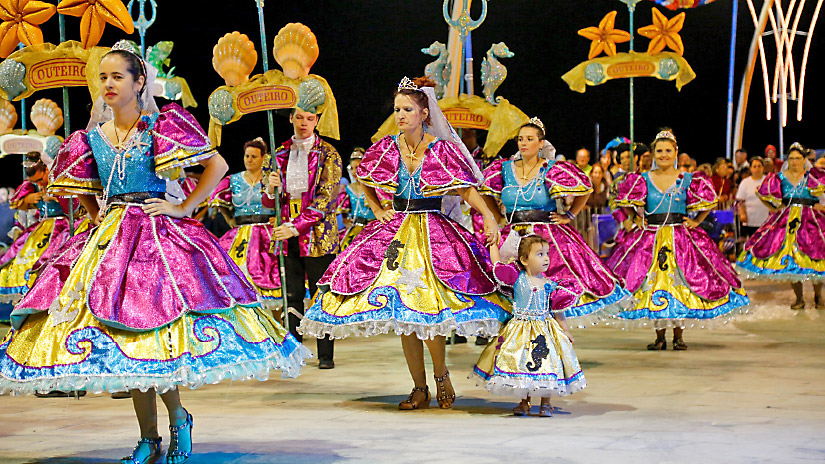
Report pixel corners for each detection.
[483,159,629,325]
[299,138,510,340]
[737,168,825,281]
[608,172,749,327]
[473,269,585,398]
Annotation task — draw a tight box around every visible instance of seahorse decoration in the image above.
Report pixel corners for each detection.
[526,334,550,372]
[146,41,176,78]
[385,239,405,271]
[421,41,452,99]
[788,217,801,235]
[481,42,514,105]
[657,245,672,271]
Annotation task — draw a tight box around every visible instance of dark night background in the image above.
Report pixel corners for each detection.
[1,0,823,186]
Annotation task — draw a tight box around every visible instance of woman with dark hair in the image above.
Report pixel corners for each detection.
[300,76,510,410]
[480,118,630,327]
[210,137,284,313]
[0,42,309,464]
[735,156,769,238]
[607,130,749,350]
[0,151,91,302]
[738,143,825,309]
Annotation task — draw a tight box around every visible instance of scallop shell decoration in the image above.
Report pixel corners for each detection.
[0,99,17,135]
[31,99,64,136]
[273,23,319,80]
[212,32,258,87]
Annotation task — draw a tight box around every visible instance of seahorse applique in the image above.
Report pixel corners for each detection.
[385,239,405,271]
[526,334,550,372]
[788,218,801,235]
[657,245,672,271]
[234,238,248,259]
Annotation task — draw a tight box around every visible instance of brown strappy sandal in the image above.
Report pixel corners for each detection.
[398,386,430,410]
[434,372,456,409]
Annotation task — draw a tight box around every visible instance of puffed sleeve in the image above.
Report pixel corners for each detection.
[418,140,480,196]
[686,171,718,212]
[613,172,647,208]
[545,161,593,198]
[47,130,103,196]
[152,103,218,180]
[209,175,232,210]
[9,181,37,210]
[356,136,400,194]
[493,262,520,287]
[479,159,505,198]
[755,172,782,208]
[807,167,825,197]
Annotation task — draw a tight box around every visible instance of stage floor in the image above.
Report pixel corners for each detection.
[0,281,823,464]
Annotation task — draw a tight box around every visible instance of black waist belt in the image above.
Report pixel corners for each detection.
[510,209,554,224]
[646,213,685,225]
[236,214,272,225]
[393,197,442,212]
[107,191,165,206]
[783,198,818,206]
[352,216,373,226]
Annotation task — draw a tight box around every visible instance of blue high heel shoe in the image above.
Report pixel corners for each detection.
[166,410,193,464]
[121,436,162,464]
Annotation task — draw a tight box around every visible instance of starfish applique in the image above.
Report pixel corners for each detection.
[577,11,631,60]
[48,281,83,326]
[396,266,427,294]
[637,8,686,56]
[56,0,134,49]
[0,0,57,58]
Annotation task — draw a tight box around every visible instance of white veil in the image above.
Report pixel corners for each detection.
[86,61,160,131]
[421,86,484,184]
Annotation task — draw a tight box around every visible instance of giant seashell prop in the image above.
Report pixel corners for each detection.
[0,59,27,100]
[30,99,64,136]
[0,99,18,134]
[273,23,319,80]
[212,32,258,87]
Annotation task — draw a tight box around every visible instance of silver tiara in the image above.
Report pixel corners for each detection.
[398,76,419,92]
[529,117,545,133]
[655,130,677,143]
[22,160,40,168]
[111,40,140,57]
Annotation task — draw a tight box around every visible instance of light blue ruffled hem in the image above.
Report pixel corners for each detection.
[737,252,825,283]
[299,285,510,340]
[0,316,312,395]
[614,288,750,329]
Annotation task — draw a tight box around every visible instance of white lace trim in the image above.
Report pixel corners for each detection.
[298,318,502,341]
[470,371,586,399]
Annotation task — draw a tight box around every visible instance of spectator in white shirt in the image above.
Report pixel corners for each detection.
[735,157,770,237]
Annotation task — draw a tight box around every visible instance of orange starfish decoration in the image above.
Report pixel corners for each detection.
[0,0,57,58]
[578,11,631,60]
[57,0,134,49]
[637,8,686,56]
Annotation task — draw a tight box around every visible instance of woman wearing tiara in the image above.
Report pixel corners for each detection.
[607,130,749,350]
[0,151,91,303]
[480,118,630,326]
[737,143,825,309]
[299,76,510,410]
[0,42,310,464]
[210,137,283,311]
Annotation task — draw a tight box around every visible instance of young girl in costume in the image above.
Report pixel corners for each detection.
[210,137,283,311]
[473,234,585,417]
[299,77,510,409]
[737,143,825,308]
[0,151,91,302]
[0,42,310,464]
[480,118,630,326]
[606,130,749,350]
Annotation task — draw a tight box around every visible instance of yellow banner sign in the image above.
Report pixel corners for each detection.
[562,51,696,93]
[29,58,87,89]
[236,86,297,113]
[443,107,491,130]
